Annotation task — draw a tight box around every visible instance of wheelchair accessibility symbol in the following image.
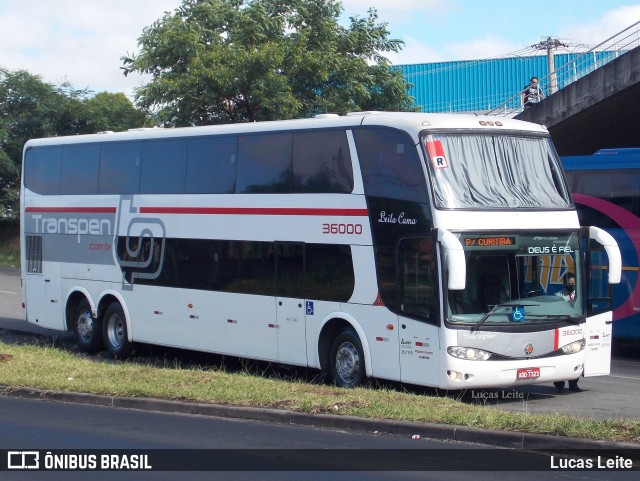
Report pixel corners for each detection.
[305,301,314,315]
[512,306,525,322]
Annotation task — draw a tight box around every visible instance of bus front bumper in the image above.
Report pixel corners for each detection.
[439,353,585,390]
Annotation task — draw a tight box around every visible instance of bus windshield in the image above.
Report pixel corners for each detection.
[422,133,571,209]
[447,232,583,326]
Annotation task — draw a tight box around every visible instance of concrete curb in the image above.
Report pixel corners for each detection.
[1,385,636,450]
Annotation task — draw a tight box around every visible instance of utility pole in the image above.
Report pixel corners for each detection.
[531,37,568,94]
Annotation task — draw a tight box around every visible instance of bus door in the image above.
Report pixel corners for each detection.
[24,235,64,329]
[275,242,307,365]
[583,227,621,377]
[397,236,440,386]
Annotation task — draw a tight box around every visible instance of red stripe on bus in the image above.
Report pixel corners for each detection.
[25,207,117,213]
[139,207,369,216]
[554,328,559,351]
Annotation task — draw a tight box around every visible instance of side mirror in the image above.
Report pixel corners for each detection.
[588,226,621,284]
[437,229,466,290]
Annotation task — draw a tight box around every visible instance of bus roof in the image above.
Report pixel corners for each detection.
[23,111,549,149]
[562,148,640,170]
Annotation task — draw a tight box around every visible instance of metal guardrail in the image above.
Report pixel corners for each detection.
[486,21,640,117]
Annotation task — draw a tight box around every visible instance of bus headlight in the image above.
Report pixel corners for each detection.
[561,339,586,354]
[447,346,492,361]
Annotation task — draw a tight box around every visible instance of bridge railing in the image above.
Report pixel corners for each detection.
[486,21,640,117]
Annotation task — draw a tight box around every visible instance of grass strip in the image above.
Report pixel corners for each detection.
[0,341,638,444]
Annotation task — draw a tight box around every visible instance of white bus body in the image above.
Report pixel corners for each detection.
[20,112,621,389]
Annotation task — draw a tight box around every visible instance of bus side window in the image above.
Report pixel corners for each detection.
[275,243,304,298]
[305,244,355,302]
[354,128,429,204]
[398,237,437,323]
[587,243,613,316]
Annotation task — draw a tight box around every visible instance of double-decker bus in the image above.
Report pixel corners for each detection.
[21,112,621,390]
[562,148,640,342]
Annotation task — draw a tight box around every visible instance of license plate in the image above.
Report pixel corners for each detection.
[517,367,540,380]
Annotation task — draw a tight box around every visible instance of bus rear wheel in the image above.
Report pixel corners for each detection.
[73,299,103,353]
[102,302,133,358]
[329,328,366,388]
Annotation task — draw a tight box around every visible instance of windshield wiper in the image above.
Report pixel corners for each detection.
[473,303,537,332]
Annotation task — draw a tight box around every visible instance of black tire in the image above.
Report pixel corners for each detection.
[102,302,133,358]
[568,378,582,392]
[72,298,103,353]
[329,328,366,388]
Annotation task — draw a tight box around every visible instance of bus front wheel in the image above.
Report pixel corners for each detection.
[73,299,103,353]
[329,328,366,388]
[102,302,133,358]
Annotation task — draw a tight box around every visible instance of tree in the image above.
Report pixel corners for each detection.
[85,92,149,132]
[0,68,148,219]
[0,69,65,218]
[122,0,416,126]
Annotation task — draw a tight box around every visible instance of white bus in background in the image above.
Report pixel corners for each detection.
[20,112,621,390]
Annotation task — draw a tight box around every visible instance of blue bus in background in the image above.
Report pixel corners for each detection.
[562,148,640,342]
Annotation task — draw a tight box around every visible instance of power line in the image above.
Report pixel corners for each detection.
[530,37,569,93]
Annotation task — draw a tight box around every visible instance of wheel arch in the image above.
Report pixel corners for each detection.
[97,290,132,342]
[317,313,372,378]
[64,287,96,332]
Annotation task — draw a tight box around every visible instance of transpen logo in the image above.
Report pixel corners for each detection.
[116,217,166,283]
[31,214,112,243]
[114,196,166,284]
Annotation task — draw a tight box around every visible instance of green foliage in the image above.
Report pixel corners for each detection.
[0,68,149,219]
[1,340,639,443]
[0,221,19,268]
[122,0,416,126]
[84,92,150,132]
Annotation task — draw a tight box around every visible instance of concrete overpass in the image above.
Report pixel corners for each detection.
[515,45,640,156]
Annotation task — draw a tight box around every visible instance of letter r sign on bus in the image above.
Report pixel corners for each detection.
[426,140,448,169]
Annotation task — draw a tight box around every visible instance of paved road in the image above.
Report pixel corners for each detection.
[1,267,640,421]
[1,396,638,481]
[0,267,22,322]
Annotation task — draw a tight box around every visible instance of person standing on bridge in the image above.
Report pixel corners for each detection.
[522,76,545,109]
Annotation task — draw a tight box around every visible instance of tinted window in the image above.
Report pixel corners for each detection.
[176,238,218,289]
[99,142,141,194]
[116,236,163,285]
[573,169,640,218]
[306,244,354,302]
[141,140,187,194]
[292,131,353,193]
[26,130,355,196]
[576,205,619,229]
[398,237,437,323]
[236,133,292,193]
[61,144,100,195]
[118,236,354,302]
[186,136,237,194]
[276,243,304,298]
[564,171,576,191]
[24,146,61,195]
[219,241,274,295]
[374,246,398,310]
[355,128,428,203]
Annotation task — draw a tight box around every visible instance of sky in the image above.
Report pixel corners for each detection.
[1,0,639,99]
